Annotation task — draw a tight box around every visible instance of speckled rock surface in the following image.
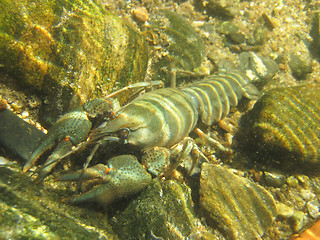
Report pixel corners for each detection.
[111,179,215,240]
[200,163,277,240]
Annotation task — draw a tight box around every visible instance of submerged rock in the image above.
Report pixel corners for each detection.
[238,84,320,172]
[148,10,205,83]
[0,109,44,161]
[193,0,239,19]
[111,179,214,240]
[0,163,118,239]
[288,52,312,80]
[239,52,279,84]
[0,0,148,123]
[200,163,277,240]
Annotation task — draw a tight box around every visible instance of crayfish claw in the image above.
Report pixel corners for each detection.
[58,155,152,205]
[23,134,56,172]
[62,182,118,205]
[23,110,92,179]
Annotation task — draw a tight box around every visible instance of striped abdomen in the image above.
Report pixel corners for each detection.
[181,70,259,125]
[101,70,259,149]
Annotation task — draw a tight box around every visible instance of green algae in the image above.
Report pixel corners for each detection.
[111,179,213,239]
[0,163,118,239]
[0,0,148,123]
[149,10,205,83]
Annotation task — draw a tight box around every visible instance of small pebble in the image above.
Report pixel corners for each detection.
[290,211,307,233]
[287,176,299,188]
[262,13,275,30]
[307,199,320,219]
[132,7,148,23]
[277,202,294,219]
[263,171,286,188]
[11,102,23,112]
[300,189,315,201]
[21,111,29,119]
[296,175,309,184]
[288,52,312,80]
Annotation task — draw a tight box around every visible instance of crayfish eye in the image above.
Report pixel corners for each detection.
[119,127,130,140]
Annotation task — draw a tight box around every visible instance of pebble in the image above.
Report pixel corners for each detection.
[200,163,277,240]
[193,0,239,18]
[277,202,294,219]
[21,111,29,119]
[0,99,8,111]
[132,7,148,23]
[300,189,315,201]
[306,199,320,219]
[287,176,299,188]
[288,52,312,80]
[239,52,279,83]
[290,211,307,233]
[263,171,286,188]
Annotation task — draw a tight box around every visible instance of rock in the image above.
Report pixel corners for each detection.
[277,202,294,219]
[216,21,246,45]
[287,176,299,187]
[111,179,214,240]
[200,163,277,240]
[0,109,44,162]
[289,211,307,233]
[0,163,118,239]
[149,10,205,83]
[239,52,279,84]
[306,199,320,219]
[249,24,267,46]
[263,171,286,188]
[288,52,313,80]
[0,0,148,124]
[193,0,239,19]
[238,84,320,172]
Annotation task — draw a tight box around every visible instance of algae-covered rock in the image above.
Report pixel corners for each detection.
[148,10,205,83]
[193,0,239,19]
[238,84,320,172]
[0,0,148,123]
[288,52,312,80]
[200,163,277,240]
[111,179,214,240]
[0,163,118,239]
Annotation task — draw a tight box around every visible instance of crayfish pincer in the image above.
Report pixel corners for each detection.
[23,110,92,181]
[24,70,259,205]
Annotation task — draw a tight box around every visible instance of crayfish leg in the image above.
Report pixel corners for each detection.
[160,137,205,178]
